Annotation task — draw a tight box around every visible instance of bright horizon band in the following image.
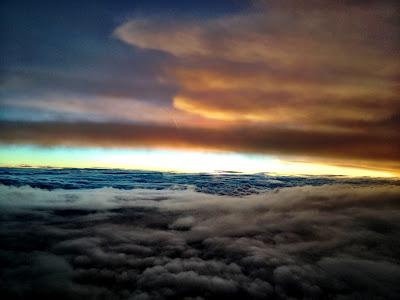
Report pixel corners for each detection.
[0,145,395,177]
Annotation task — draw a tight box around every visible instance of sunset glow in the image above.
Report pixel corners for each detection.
[0,146,395,177]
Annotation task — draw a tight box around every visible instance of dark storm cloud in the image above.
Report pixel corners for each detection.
[1,182,400,299]
[1,121,399,173]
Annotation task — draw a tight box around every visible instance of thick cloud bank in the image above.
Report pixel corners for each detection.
[1,179,400,299]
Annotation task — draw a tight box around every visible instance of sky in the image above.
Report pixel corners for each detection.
[0,0,399,176]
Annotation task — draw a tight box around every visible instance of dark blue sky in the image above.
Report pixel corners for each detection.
[0,0,250,120]
[1,0,249,70]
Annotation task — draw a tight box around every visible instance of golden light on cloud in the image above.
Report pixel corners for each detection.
[173,96,271,122]
[114,0,399,131]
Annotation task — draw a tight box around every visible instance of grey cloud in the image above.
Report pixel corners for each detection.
[1,182,400,299]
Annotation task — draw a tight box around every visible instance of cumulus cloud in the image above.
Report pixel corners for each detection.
[1,180,400,299]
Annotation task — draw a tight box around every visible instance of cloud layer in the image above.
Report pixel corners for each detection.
[1,179,400,299]
[1,167,398,195]
[1,121,399,174]
[115,0,399,129]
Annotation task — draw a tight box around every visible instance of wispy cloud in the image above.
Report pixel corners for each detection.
[114,1,399,129]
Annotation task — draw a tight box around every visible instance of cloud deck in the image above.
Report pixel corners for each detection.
[1,169,399,299]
